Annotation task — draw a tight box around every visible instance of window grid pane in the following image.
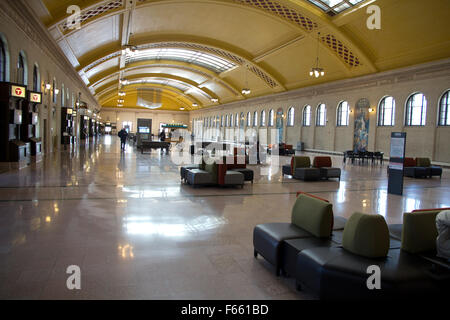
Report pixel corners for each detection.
[260,111,266,127]
[316,104,326,126]
[253,111,258,127]
[439,91,450,126]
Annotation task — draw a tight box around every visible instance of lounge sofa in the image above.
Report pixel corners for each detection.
[282,156,320,181]
[253,193,345,276]
[313,156,341,181]
[403,157,442,179]
[186,160,244,188]
[295,212,448,300]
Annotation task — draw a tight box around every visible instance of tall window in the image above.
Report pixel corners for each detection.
[303,105,311,126]
[33,64,40,91]
[287,107,295,126]
[336,101,349,126]
[247,112,251,127]
[230,114,233,127]
[253,111,258,127]
[53,79,57,103]
[268,109,274,127]
[438,90,450,126]
[221,115,224,127]
[225,114,229,127]
[1,39,7,82]
[378,96,395,126]
[61,84,65,107]
[17,53,25,85]
[260,110,266,126]
[316,104,326,126]
[405,93,427,126]
[235,113,239,127]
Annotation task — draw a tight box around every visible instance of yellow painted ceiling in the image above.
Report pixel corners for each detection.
[30,0,450,111]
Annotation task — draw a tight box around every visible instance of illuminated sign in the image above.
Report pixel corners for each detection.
[67,108,73,115]
[11,85,26,98]
[29,92,42,103]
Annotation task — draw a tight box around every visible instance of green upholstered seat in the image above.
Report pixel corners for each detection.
[415,157,431,167]
[205,163,218,184]
[401,210,439,254]
[342,212,389,258]
[293,156,311,169]
[291,194,333,238]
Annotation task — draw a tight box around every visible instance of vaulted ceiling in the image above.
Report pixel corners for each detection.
[29,0,450,111]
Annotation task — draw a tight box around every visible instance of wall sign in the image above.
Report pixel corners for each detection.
[11,85,26,98]
[29,92,42,103]
[388,132,407,195]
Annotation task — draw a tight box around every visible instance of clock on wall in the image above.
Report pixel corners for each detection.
[356,98,370,109]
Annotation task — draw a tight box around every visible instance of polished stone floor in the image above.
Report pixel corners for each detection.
[0,136,449,300]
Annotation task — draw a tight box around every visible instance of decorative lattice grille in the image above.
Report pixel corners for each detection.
[61,0,123,32]
[320,34,360,67]
[233,0,318,31]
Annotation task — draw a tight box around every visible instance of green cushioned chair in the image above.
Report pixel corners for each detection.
[415,158,431,167]
[253,193,334,275]
[342,212,390,258]
[204,162,218,184]
[291,194,333,238]
[401,210,439,254]
[294,156,311,169]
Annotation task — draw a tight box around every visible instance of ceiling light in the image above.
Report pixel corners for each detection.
[192,103,198,107]
[118,99,124,103]
[211,98,219,103]
[118,104,123,107]
[120,79,129,85]
[118,91,126,97]
[309,32,325,78]
[241,88,251,95]
[180,107,185,111]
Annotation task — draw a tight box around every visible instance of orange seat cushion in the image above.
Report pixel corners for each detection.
[404,158,416,167]
[313,156,332,168]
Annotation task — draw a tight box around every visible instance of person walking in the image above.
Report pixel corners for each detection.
[118,128,128,151]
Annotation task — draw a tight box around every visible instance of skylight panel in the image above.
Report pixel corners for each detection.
[126,48,236,73]
[306,0,367,16]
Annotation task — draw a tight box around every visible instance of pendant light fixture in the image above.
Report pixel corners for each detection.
[241,64,251,95]
[309,32,325,78]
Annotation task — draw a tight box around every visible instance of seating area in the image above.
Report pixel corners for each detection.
[282,156,341,181]
[343,150,384,165]
[403,157,443,179]
[253,193,450,300]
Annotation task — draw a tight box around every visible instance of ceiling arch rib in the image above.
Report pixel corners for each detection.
[98,83,202,111]
[89,62,242,97]
[80,41,285,91]
[49,0,374,73]
[96,74,213,105]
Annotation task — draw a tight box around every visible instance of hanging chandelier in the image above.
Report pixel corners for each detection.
[241,64,251,95]
[309,32,325,78]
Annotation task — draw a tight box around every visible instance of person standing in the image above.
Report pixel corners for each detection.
[118,128,128,151]
[159,130,166,142]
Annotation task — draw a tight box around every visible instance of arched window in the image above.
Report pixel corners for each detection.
[221,115,224,127]
[0,38,7,82]
[235,113,239,127]
[61,84,65,107]
[260,110,266,127]
[33,64,40,92]
[378,96,395,126]
[303,105,311,126]
[247,112,251,127]
[17,52,26,85]
[225,114,229,127]
[405,93,427,126]
[438,90,450,126]
[230,114,233,127]
[53,79,57,103]
[287,107,295,126]
[253,111,258,127]
[316,104,326,126]
[268,109,274,127]
[216,116,220,128]
[336,101,349,126]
